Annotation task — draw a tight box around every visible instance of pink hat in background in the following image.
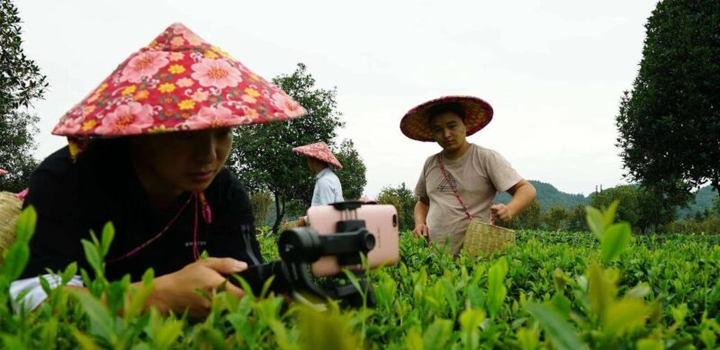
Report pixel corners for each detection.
[292,142,343,169]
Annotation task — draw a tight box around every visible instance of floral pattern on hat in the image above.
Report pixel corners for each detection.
[292,142,343,169]
[400,96,493,142]
[53,23,307,139]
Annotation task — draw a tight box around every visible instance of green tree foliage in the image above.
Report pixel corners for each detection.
[543,205,569,231]
[589,185,675,233]
[0,1,47,192]
[505,200,542,230]
[567,204,588,232]
[249,191,273,227]
[590,186,640,229]
[334,139,367,201]
[229,63,365,233]
[616,0,720,203]
[377,183,416,232]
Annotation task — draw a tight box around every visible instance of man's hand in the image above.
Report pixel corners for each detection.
[153,258,248,319]
[413,224,429,241]
[491,204,515,222]
[295,216,307,227]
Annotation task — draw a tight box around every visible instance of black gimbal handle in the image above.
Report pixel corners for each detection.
[231,225,377,307]
[277,226,375,265]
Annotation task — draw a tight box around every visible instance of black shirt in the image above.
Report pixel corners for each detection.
[21,142,263,281]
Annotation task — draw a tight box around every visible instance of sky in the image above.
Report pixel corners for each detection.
[14,0,660,198]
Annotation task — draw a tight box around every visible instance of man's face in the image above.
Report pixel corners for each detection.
[429,112,468,152]
[306,157,326,174]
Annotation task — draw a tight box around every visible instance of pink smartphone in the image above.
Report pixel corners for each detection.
[307,203,400,277]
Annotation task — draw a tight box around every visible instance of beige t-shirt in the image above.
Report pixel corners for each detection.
[414,144,522,253]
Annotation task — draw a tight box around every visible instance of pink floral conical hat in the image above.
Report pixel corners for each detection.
[52,23,307,155]
[292,142,343,169]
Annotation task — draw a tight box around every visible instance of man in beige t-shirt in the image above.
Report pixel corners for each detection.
[400,96,537,253]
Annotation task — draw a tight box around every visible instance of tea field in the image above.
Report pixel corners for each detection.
[1,206,719,350]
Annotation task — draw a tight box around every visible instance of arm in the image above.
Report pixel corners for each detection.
[12,257,249,319]
[413,197,430,240]
[491,179,537,222]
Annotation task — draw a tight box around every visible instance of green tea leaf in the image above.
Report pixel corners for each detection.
[585,206,605,238]
[81,239,104,279]
[71,328,99,350]
[61,262,78,285]
[39,274,52,295]
[423,318,452,350]
[517,327,540,350]
[525,302,585,350]
[601,223,631,265]
[405,327,423,350]
[2,244,29,282]
[587,264,616,320]
[71,291,116,344]
[153,320,184,349]
[487,257,508,318]
[700,328,717,349]
[603,200,620,228]
[551,294,571,316]
[603,298,651,336]
[14,205,37,243]
[459,308,485,350]
[100,222,115,258]
[637,338,664,350]
[124,278,154,321]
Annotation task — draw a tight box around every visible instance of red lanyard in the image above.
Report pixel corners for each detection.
[105,191,212,263]
[437,154,495,225]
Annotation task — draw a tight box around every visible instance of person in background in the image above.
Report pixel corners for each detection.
[291,142,344,226]
[10,23,307,318]
[401,96,536,253]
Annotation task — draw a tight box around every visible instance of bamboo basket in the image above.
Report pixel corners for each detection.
[460,219,516,258]
[0,191,22,263]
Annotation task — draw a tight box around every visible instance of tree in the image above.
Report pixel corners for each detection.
[505,200,542,230]
[229,63,365,233]
[249,191,273,228]
[589,185,675,233]
[377,183,416,232]
[567,204,588,233]
[544,205,569,231]
[616,0,720,204]
[0,1,47,192]
[334,139,367,201]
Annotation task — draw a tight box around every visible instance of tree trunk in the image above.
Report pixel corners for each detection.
[272,193,286,235]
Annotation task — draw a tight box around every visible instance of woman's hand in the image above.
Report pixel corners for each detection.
[151,258,248,319]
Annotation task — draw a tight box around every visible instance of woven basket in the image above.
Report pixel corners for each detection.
[460,219,516,258]
[0,191,23,264]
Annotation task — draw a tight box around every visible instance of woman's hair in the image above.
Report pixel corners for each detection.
[77,137,132,165]
[427,102,466,126]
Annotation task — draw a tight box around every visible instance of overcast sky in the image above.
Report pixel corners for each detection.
[14,0,659,198]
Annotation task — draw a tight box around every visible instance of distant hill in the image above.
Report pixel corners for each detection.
[495,180,590,210]
[677,185,718,219]
[496,181,718,219]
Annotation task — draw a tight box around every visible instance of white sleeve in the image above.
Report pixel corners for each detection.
[10,274,84,313]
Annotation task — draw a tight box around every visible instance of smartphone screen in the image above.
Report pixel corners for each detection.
[307,203,400,276]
